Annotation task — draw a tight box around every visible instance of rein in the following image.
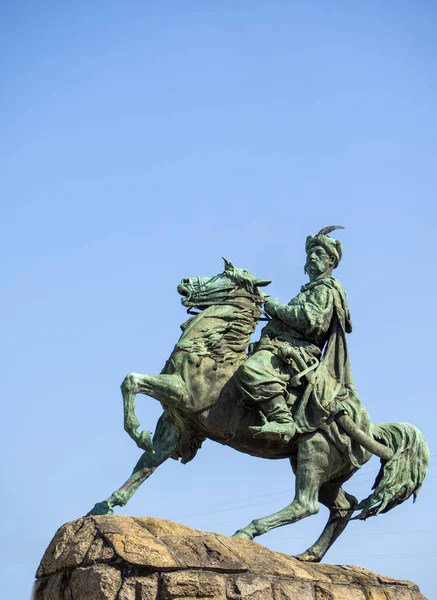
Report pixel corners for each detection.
[186,291,266,317]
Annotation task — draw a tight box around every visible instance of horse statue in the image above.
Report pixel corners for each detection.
[88,259,429,562]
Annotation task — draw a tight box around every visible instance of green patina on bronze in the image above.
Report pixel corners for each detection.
[88,228,429,562]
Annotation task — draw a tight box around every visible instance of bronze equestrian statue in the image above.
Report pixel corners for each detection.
[88,227,429,562]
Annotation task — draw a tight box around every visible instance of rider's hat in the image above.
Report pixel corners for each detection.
[305,226,344,268]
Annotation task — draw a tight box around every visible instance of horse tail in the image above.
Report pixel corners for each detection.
[355,422,429,520]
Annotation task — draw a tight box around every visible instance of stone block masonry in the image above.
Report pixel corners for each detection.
[34,516,427,600]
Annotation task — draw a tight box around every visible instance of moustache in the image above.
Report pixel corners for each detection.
[305,259,320,267]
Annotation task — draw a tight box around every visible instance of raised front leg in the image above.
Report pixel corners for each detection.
[88,411,181,515]
[121,372,189,450]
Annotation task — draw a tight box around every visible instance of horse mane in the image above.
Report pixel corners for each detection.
[175,305,258,364]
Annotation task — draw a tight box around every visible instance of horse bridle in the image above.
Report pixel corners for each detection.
[185,278,269,319]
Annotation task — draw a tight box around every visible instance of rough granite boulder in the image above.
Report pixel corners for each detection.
[34,516,427,600]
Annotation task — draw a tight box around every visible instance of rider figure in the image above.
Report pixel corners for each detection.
[236,226,354,443]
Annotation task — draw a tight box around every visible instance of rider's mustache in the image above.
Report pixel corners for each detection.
[305,258,321,268]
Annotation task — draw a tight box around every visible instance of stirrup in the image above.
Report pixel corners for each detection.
[248,420,296,443]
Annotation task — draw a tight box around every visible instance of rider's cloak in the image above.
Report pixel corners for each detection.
[293,278,371,468]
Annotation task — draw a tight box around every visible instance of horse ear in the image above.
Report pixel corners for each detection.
[222,257,235,271]
[254,278,271,287]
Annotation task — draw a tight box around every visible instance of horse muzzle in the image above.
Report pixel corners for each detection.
[177,279,194,306]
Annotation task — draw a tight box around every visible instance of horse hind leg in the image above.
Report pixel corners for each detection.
[88,411,181,515]
[234,433,326,540]
[296,483,358,563]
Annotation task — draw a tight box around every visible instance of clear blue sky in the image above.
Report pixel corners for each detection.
[1,1,436,598]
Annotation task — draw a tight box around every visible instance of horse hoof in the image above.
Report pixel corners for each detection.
[87,501,114,516]
[295,551,320,563]
[233,529,253,540]
[138,430,154,453]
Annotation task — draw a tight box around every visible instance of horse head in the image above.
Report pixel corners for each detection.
[177,258,271,311]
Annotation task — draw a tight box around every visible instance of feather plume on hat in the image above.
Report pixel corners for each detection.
[305,225,344,268]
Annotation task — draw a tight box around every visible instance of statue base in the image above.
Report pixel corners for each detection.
[34,516,426,599]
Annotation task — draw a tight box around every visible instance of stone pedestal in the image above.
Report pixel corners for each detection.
[34,516,426,600]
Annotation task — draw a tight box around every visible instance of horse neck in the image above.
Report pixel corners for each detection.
[177,296,262,361]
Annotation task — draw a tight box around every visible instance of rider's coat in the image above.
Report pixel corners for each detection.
[237,276,370,467]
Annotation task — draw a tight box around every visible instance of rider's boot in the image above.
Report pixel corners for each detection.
[248,395,296,443]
